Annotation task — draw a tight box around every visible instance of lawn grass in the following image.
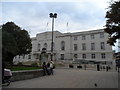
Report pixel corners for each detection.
[12,66,41,71]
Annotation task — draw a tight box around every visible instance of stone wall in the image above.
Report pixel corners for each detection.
[11,69,43,82]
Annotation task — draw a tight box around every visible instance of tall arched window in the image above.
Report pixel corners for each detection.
[38,43,40,51]
[61,41,65,50]
[44,43,47,50]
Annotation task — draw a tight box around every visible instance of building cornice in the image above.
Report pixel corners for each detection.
[56,29,105,38]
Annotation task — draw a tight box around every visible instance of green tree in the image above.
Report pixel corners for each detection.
[104,1,120,46]
[2,22,32,65]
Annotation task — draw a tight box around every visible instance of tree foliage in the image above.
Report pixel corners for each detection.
[2,22,32,65]
[104,1,120,46]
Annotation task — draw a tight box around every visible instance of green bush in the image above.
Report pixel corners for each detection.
[31,63,38,67]
[11,66,41,71]
[17,62,23,66]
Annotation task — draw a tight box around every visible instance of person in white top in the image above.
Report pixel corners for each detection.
[50,61,54,75]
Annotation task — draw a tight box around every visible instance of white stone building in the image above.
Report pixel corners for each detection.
[13,29,114,65]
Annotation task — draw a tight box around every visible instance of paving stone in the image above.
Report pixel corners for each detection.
[3,69,118,88]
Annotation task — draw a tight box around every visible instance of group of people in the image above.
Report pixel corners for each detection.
[42,61,54,76]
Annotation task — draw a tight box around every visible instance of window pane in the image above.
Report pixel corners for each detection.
[44,43,47,50]
[61,41,65,50]
[61,54,64,60]
[74,44,77,51]
[74,36,77,40]
[100,33,104,38]
[91,34,95,39]
[74,54,77,59]
[82,54,86,59]
[82,43,86,50]
[23,55,25,59]
[91,54,95,59]
[36,54,39,59]
[101,53,106,59]
[101,42,105,50]
[91,43,95,50]
[28,54,31,59]
[38,43,40,51]
[19,55,20,59]
[82,35,86,40]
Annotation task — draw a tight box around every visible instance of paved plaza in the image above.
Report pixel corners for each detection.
[3,69,119,88]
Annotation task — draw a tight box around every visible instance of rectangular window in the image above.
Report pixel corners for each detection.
[28,54,31,59]
[61,41,65,50]
[44,43,47,50]
[38,44,40,51]
[91,34,95,39]
[19,55,20,59]
[82,43,86,50]
[61,54,64,60]
[101,42,105,50]
[101,53,106,59]
[23,55,25,59]
[100,33,104,38]
[61,46,65,50]
[74,54,77,59]
[74,36,78,40]
[82,35,86,40]
[36,54,39,59]
[91,43,95,50]
[74,44,77,51]
[91,54,95,59]
[82,54,86,59]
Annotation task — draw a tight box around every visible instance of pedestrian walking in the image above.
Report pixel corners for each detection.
[50,61,54,75]
[106,65,109,71]
[42,62,48,76]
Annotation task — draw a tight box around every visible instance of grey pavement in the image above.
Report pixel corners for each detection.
[3,69,118,88]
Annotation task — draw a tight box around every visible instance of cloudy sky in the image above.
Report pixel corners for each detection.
[1,0,112,37]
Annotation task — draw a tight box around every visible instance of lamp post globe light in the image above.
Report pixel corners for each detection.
[49,13,57,61]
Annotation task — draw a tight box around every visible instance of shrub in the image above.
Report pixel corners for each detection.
[31,63,38,67]
[17,62,23,66]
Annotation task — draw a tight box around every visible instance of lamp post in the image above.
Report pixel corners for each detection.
[49,13,57,61]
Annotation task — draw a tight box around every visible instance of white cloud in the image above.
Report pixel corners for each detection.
[2,0,112,37]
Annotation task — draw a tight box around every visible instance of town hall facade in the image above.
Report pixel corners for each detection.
[13,29,114,65]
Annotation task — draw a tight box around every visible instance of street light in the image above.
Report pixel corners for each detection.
[49,13,57,61]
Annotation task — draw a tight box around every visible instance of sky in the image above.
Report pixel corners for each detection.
[1,0,113,37]
[1,0,120,52]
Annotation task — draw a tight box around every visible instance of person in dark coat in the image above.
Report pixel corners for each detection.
[42,62,47,76]
[106,65,109,71]
[97,64,100,71]
[47,62,51,75]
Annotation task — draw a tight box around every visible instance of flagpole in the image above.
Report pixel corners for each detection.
[46,22,49,32]
[66,22,68,33]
